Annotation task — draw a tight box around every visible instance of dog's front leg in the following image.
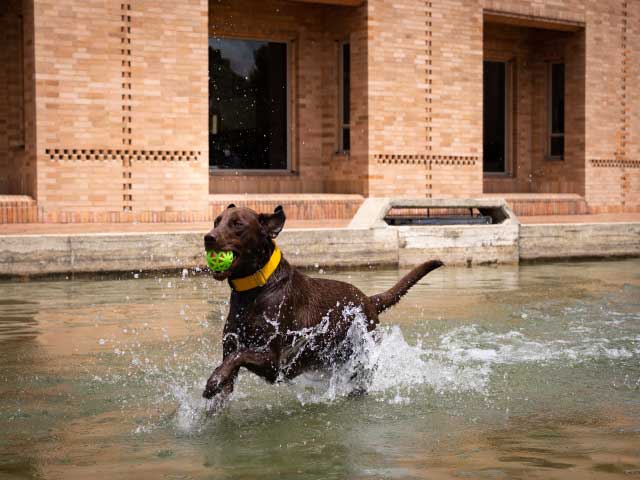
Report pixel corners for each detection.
[202,349,278,399]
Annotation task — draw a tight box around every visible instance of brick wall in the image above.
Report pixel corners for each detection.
[2,0,638,221]
[585,0,640,211]
[366,0,433,197]
[366,0,483,198]
[33,0,209,219]
[208,0,367,195]
[366,0,636,206]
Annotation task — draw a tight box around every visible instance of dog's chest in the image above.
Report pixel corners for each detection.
[226,300,288,350]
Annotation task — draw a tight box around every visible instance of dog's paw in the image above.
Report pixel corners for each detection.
[203,365,233,399]
[205,390,232,416]
[202,374,224,399]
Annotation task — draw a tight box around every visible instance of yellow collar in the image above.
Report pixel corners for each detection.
[230,243,282,292]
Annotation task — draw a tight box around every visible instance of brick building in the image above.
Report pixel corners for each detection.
[1,0,638,223]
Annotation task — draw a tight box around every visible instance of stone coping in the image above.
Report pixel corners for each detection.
[1,220,637,278]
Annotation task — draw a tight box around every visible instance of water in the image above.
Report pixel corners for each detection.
[1,259,639,479]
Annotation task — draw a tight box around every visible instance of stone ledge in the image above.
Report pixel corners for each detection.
[0,228,397,277]
[1,221,639,278]
[520,222,640,260]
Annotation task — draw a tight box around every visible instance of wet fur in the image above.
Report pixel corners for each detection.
[202,205,443,400]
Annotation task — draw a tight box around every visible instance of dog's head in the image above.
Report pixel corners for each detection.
[204,204,286,281]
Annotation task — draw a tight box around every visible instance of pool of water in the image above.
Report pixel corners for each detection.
[1,259,639,479]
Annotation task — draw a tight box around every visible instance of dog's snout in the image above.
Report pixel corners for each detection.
[204,233,217,250]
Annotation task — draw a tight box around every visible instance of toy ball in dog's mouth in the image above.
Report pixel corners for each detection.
[205,250,235,272]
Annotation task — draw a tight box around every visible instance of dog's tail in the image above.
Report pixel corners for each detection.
[369,260,443,314]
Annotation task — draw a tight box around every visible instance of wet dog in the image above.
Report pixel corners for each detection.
[202,204,443,401]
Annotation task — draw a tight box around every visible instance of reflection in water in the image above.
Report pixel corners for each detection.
[0,259,639,479]
[0,299,40,342]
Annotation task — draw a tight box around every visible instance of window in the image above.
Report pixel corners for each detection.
[339,42,350,152]
[209,38,288,170]
[483,61,508,173]
[7,12,26,149]
[548,63,565,160]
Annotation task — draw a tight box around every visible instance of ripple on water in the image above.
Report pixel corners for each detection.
[89,293,639,436]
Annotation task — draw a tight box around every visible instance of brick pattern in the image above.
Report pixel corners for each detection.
[617,0,628,159]
[2,0,639,222]
[424,1,433,152]
[585,0,640,212]
[120,2,133,212]
[45,149,201,163]
[33,0,209,220]
[0,195,39,223]
[484,0,586,23]
[587,158,640,212]
[208,0,367,196]
[504,196,589,216]
[430,0,483,158]
[209,197,363,221]
[366,0,483,197]
[630,0,640,162]
[0,194,362,224]
[374,154,478,165]
[431,161,482,198]
[590,159,640,169]
[120,2,133,148]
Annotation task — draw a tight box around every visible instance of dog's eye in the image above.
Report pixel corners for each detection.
[214,216,221,227]
[231,219,242,229]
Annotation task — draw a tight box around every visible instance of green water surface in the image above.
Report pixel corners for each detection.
[0,259,639,479]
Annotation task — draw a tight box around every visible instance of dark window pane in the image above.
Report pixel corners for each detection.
[209,38,287,170]
[342,43,350,126]
[342,127,350,152]
[551,63,564,134]
[483,61,506,173]
[550,136,564,158]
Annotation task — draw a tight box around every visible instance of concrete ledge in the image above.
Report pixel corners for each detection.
[280,228,397,268]
[2,212,640,277]
[0,232,205,276]
[397,223,519,266]
[520,222,640,260]
[349,197,519,265]
[0,228,398,277]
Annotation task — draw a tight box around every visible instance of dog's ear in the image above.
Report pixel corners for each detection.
[259,205,286,238]
[227,203,236,209]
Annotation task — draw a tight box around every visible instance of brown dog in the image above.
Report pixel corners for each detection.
[202,204,443,400]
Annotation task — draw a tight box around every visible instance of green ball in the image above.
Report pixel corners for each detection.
[205,250,234,272]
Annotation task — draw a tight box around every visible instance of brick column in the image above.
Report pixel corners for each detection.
[33,0,209,222]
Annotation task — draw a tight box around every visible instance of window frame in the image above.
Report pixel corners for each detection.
[208,36,292,173]
[338,41,350,153]
[547,62,565,161]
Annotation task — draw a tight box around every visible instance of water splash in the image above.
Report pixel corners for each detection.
[92,297,639,434]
